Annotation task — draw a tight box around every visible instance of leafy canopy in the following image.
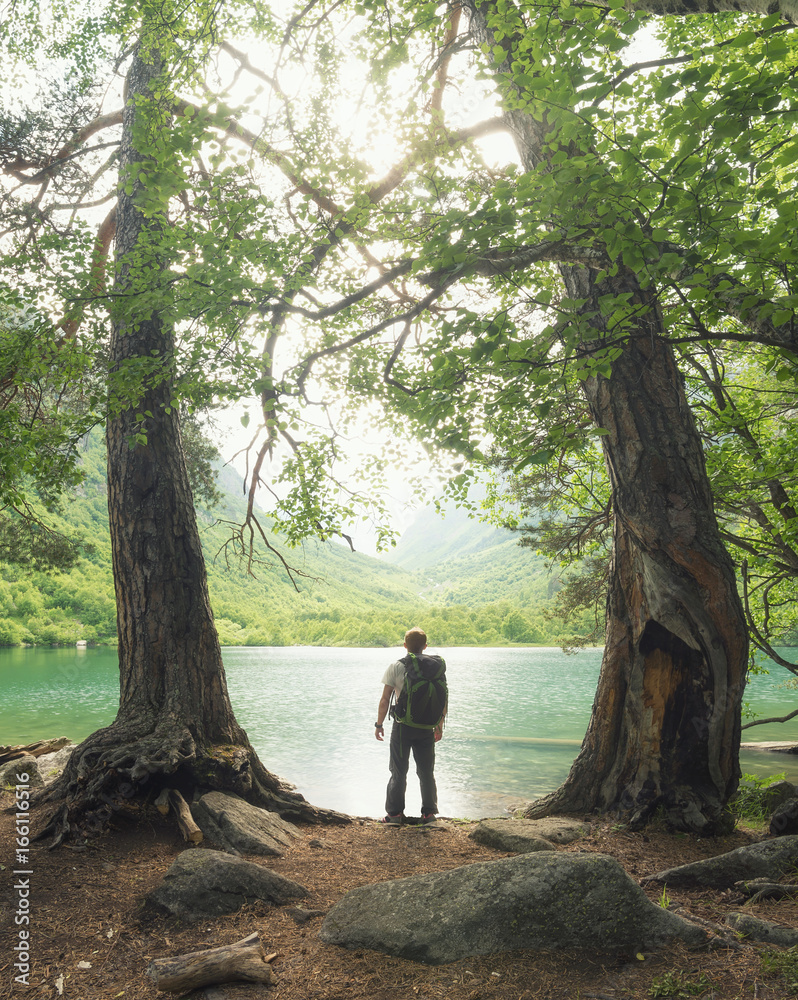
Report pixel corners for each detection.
[0,0,796,620]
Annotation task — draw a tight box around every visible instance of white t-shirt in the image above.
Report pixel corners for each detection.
[381,659,406,695]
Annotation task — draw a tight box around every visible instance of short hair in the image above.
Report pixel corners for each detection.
[404,627,427,654]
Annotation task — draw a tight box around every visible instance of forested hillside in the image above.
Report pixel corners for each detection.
[387,500,557,634]
[0,433,589,647]
[385,497,512,570]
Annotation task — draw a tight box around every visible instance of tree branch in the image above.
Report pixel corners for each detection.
[615,0,798,26]
[293,278,459,394]
[238,260,415,321]
[1,110,123,177]
[741,708,798,729]
[427,2,463,118]
[742,560,798,674]
[56,206,117,340]
[416,235,796,355]
[3,140,121,186]
[219,40,286,97]
[589,23,796,107]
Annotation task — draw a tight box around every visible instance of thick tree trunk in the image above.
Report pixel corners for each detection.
[39,41,342,843]
[526,329,748,831]
[468,1,749,832]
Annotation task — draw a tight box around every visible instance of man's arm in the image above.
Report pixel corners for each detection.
[375,684,393,742]
[434,697,447,742]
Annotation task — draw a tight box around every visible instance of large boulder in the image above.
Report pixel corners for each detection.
[319,852,706,964]
[146,849,307,922]
[191,791,302,856]
[643,837,798,889]
[470,817,589,853]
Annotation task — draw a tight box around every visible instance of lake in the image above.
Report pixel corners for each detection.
[2,645,797,819]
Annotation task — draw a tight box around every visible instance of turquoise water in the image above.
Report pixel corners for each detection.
[1,645,797,818]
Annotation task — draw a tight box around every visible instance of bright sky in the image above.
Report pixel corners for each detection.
[210,13,663,555]
[3,3,662,555]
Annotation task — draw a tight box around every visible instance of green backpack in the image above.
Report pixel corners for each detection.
[391,652,447,729]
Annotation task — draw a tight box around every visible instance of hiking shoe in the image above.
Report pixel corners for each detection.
[380,813,403,825]
[421,813,437,825]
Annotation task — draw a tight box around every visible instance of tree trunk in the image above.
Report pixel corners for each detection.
[527,329,748,831]
[467,1,749,832]
[39,40,342,843]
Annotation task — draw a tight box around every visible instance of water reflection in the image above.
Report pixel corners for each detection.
[1,645,797,818]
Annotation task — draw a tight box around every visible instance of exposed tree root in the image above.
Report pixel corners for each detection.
[736,880,798,904]
[671,907,753,952]
[519,780,733,836]
[519,786,590,822]
[35,717,348,847]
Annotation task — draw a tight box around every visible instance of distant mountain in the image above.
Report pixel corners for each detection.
[384,500,512,570]
[384,499,552,609]
[0,434,577,648]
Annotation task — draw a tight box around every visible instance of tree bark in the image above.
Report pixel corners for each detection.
[39,40,343,843]
[623,0,797,23]
[527,331,747,830]
[146,933,275,992]
[467,1,749,832]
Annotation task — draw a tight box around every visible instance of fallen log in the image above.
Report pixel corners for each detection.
[146,932,275,992]
[154,788,203,844]
[0,738,72,764]
[154,788,171,815]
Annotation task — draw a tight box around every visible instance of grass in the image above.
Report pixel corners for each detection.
[649,970,711,997]
[761,946,798,994]
[730,771,788,825]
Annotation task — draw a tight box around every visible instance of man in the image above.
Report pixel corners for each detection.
[374,626,446,825]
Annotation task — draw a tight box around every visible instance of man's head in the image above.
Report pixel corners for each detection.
[404,627,427,655]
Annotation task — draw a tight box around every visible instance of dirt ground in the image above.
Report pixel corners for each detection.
[2,794,798,1000]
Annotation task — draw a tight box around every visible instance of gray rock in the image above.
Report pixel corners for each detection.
[192,791,302,856]
[762,780,798,811]
[146,849,307,922]
[527,817,590,844]
[469,819,554,853]
[0,756,43,789]
[770,798,798,836]
[319,852,706,964]
[1,742,77,791]
[36,744,77,785]
[644,836,798,889]
[725,912,798,947]
[470,817,588,853]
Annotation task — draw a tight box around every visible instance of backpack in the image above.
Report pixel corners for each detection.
[390,652,447,729]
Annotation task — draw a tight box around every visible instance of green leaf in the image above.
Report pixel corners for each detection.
[514,449,554,472]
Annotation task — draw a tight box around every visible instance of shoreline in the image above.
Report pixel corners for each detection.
[741,741,798,754]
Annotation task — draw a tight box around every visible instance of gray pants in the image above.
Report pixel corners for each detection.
[385,722,437,816]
